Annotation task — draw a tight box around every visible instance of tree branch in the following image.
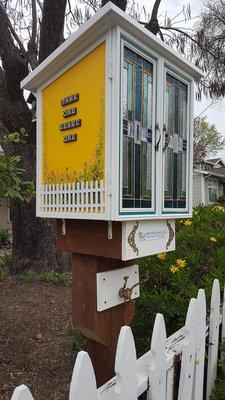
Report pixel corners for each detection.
[160,26,225,68]
[36,0,43,12]
[145,0,162,35]
[0,4,26,56]
[0,4,29,101]
[101,0,127,11]
[27,0,38,69]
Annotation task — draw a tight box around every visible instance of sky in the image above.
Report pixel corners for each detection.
[140,0,225,160]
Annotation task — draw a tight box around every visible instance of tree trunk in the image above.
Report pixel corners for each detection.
[0,1,71,274]
[101,0,127,11]
[10,200,70,273]
[8,124,70,273]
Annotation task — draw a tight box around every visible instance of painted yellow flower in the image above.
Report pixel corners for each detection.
[156,252,167,261]
[214,205,224,212]
[170,265,179,274]
[184,219,193,227]
[176,258,186,269]
[210,236,217,243]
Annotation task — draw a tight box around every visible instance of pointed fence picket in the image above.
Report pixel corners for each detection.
[193,289,207,400]
[206,279,221,400]
[115,327,138,400]
[11,385,34,400]
[178,299,197,400]
[8,279,225,400]
[148,313,167,400]
[222,286,225,342]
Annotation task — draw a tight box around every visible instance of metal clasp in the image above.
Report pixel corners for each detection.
[155,122,161,151]
[163,124,171,152]
[118,273,149,302]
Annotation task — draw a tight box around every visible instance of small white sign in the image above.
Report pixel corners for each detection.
[97,265,139,312]
[122,219,175,260]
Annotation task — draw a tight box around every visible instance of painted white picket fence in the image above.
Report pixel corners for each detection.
[39,180,105,215]
[10,279,225,400]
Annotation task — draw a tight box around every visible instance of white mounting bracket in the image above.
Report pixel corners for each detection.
[108,220,113,240]
[62,219,66,235]
[96,265,139,312]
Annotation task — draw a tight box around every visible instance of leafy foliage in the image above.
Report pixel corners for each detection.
[41,270,55,283]
[0,229,10,247]
[0,128,35,201]
[0,252,11,269]
[0,252,11,281]
[193,116,225,164]
[132,205,225,355]
[41,270,71,286]
[67,325,86,353]
[20,271,36,281]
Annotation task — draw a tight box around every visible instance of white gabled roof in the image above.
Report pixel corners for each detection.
[21,1,203,92]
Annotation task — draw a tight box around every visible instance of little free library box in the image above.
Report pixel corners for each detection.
[21,4,203,381]
[21,2,202,261]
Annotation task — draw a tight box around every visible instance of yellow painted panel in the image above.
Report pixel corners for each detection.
[42,43,105,184]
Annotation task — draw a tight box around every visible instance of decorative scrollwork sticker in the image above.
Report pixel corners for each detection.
[166,220,175,250]
[127,221,139,256]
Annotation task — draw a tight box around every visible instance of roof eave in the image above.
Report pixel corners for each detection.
[21,2,203,92]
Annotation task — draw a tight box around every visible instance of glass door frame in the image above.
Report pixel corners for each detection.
[162,64,192,215]
[119,37,158,217]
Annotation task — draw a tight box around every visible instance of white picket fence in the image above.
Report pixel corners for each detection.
[39,180,105,215]
[10,279,225,400]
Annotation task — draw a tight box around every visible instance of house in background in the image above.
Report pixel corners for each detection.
[193,158,225,206]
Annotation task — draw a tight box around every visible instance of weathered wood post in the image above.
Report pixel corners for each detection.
[21,2,202,386]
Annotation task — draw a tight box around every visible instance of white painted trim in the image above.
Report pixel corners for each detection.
[36,88,42,217]
[104,31,112,221]
[189,79,194,214]
[110,26,121,221]
[162,66,192,215]
[201,174,205,204]
[155,57,164,217]
[21,2,203,92]
[118,36,157,216]
[36,211,108,220]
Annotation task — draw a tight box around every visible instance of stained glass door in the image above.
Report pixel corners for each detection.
[163,71,189,211]
[121,45,155,212]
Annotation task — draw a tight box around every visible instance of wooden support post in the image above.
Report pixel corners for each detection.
[72,253,135,386]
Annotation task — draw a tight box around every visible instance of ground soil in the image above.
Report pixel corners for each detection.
[0,276,76,400]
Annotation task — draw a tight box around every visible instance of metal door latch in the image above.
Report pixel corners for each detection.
[118,273,149,302]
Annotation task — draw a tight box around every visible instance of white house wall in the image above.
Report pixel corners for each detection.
[193,173,203,206]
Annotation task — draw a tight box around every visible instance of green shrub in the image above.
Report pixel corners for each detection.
[41,270,55,283]
[0,268,5,282]
[20,271,36,281]
[0,252,11,270]
[132,205,225,355]
[0,229,10,247]
[216,196,225,205]
[67,325,85,353]
[41,270,71,286]
[55,272,69,285]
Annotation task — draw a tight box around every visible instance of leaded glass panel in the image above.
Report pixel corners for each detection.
[164,72,188,209]
[122,46,154,209]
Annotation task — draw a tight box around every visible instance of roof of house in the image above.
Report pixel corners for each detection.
[207,158,225,166]
[21,2,203,92]
[194,167,225,179]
